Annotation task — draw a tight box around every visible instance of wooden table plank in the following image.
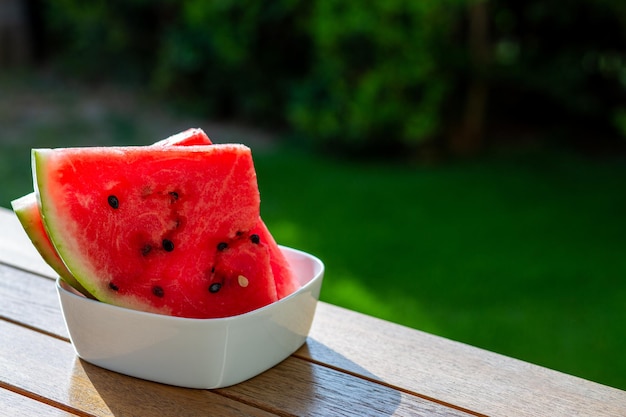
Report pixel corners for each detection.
[0,319,278,417]
[0,264,68,339]
[299,303,626,417]
[215,357,475,417]
[0,387,80,417]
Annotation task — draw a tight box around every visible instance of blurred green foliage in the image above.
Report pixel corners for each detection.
[43,0,626,153]
[488,0,626,144]
[286,1,461,149]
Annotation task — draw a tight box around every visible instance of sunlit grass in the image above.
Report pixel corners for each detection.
[254,147,626,390]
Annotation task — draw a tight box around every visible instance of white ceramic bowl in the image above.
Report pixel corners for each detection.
[56,246,324,389]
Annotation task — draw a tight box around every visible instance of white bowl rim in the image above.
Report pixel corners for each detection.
[57,245,324,323]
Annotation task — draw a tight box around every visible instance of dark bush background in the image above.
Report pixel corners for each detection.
[27,0,626,158]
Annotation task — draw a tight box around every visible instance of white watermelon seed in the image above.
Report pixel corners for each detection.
[238,275,249,287]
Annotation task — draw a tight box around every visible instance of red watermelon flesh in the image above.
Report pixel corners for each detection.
[155,127,300,300]
[251,219,301,298]
[208,230,277,316]
[34,144,277,318]
[10,129,212,293]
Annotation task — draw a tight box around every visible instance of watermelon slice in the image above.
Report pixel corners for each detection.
[32,143,286,318]
[11,192,91,295]
[14,128,299,318]
[10,128,213,296]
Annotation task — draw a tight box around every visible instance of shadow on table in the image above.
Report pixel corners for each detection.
[211,338,402,416]
[285,337,403,416]
[70,338,402,416]
[72,358,274,416]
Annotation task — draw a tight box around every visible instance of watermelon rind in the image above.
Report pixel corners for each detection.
[152,127,212,147]
[11,192,91,296]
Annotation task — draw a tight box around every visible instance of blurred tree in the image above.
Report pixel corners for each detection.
[487,0,626,151]
[286,0,464,154]
[151,0,311,123]
[0,0,33,67]
[40,0,626,157]
[449,0,490,156]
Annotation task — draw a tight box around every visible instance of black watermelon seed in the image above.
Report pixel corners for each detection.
[209,283,222,293]
[169,191,179,202]
[217,242,228,251]
[152,286,165,297]
[250,234,260,244]
[141,244,152,256]
[162,239,174,252]
[211,266,215,273]
[107,195,119,209]
[236,230,244,237]
[109,282,119,291]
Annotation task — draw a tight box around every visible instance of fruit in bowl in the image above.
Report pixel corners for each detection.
[12,128,324,388]
[56,246,323,388]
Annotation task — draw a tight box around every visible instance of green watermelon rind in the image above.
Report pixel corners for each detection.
[11,192,90,294]
[33,149,112,302]
[12,192,70,277]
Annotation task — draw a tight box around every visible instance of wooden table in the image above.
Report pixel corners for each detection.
[0,206,624,417]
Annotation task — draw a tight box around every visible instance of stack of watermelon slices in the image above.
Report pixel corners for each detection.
[11,128,300,318]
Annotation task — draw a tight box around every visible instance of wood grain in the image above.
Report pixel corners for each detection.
[0,387,80,417]
[0,264,67,338]
[299,303,626,417]
[0,319,276,417]
[217,355,474,417]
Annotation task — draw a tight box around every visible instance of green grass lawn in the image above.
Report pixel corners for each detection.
[252,147,626,390]
[1,74,624,390]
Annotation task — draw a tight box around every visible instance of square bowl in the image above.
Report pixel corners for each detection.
[56,246,324,389]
